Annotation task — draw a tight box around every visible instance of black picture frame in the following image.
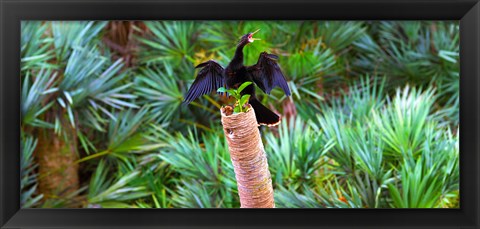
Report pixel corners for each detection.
[1,0,479,228]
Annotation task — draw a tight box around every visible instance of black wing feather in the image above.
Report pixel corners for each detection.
[183,60,225,104]
[247,52,291,96]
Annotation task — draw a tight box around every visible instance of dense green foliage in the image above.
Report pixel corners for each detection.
[21,21,459,208]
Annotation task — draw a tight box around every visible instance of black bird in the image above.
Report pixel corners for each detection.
[183,29,291,126]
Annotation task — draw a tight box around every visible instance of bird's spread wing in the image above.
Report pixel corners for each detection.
[247,52,291,96]
[183,60,225,104]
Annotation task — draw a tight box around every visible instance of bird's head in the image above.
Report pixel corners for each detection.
[239,29,261,45]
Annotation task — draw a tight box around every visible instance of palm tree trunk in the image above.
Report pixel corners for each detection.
[220,105,275,208]
[36,126,79,206]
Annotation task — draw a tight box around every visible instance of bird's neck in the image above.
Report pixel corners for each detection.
[230,42,247,69]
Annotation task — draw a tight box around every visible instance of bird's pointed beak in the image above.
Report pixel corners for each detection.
[248,29,261,42]
[252,29,261,40]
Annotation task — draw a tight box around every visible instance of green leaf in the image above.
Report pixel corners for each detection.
[237,81,252,93]
[227,89,237,97]
[233,106,240,113]
[239,94,250,107]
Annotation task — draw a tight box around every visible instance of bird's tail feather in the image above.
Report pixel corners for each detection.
[249,98,281,126]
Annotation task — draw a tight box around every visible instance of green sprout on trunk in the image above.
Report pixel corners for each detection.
[217,81,252,113]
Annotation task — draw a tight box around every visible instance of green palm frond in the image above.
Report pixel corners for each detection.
[348,127,385,180]
[148,125,238,207]
[140,163,175,208]
[63,47,137,109]
[88,161,150,205]
[275,180,365,208]
[388,157,444,208]
[266,116,334,189]
[58,46,138,132]
[135,64,183,124]
[316,180,365,208]
[139,21,199,66]
[285,41,336,81]
[52,21,108,62]
[172,180,216,208]
[155,126,233,185]
[354,21,459,90]
[106,108,150,154]
[283,39,336,102]
[21,69,57,128]
[21,135,44,208]
[339,76,386,120]
[78,107,151,163]
[275,186,323,208]
[21,21,56,71]
[317,109,356,172]
[372,86,435,157]
[315,21,366,52]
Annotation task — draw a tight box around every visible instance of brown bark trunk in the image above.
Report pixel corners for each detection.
[36,127,79,206]
[220,105,275,208]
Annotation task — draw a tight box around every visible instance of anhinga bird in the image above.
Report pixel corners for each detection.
[183,29,291,126]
